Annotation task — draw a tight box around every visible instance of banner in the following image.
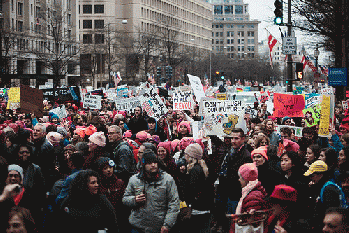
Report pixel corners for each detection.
[199,98,245,116]
[273,93,305,117]
[115,97,141,112]
[139,86,168,120]
[320,87,334,95]
[83,95,102,109]
[173,91,193,110]
[303,104,321,127]
[187,74,205,102]
[6,87,21,109]
[49,105,68,119]
[20,86,44,118]
[318,95,331,137]
[117,86,129,98]
[342,101,348,111]
[204,111,247,137]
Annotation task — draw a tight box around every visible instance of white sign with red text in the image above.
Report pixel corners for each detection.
[173,91,193,110]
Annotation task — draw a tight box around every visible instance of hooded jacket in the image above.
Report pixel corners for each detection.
[122,170,180,232]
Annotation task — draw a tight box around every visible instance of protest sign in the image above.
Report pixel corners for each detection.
[117,86,129,97]
[115,97,141,112]
[42,87,75,102]
[199,98,245,116]
[49,105,68,119]
[6,87,21,109]
[305,93,321,109]
[273,93,305,118]
[275,125,303,138]
[318,95,331,137]
[204,111,247,136]
[187,74,205,102]
[139,86,168,120]
[173,91,193,110]
[320,87,334,95]
[83,95,102,109]
[20,85,44,118]
[342,101,348,111]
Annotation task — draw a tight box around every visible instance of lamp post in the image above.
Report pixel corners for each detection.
[314,44,320,84]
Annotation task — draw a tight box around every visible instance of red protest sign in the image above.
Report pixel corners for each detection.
[273,93,305,118]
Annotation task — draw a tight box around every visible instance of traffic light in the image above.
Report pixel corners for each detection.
[221,72,225,80]
[215,71,220,75]
[274,0,283,25]
[295,63,303,80]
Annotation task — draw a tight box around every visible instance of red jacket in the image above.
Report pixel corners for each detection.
[241,182,267,214]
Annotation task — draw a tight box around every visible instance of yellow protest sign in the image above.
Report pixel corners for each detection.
[318,95,331,137]
[6,87,21,109]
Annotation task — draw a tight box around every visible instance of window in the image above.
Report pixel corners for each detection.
[67,30,71,39]
[227,39,230,44]
[247,31,254,37]
[95,34,104,44]
[18,2,23,16]
[94,5,104,13]
[83,34,92,44]
[11,0,14,11]
[248,39,255,44]
[238,46,244,52]
[94,20,104,29]
[235,5,243,14]
[83,20,92,29]
[238,31,244,37]
[247,46,255,51]
[238,39,244,44]
[212,32,214,37]
[17,21,23,32]
[227,31,234,37]
[224,5,233,14]
[214,5,223,15]
[83,5,92,14]
[215,39,219,45]
[215,32,219,37]
[67,14,72,25]
[220,32,223,37]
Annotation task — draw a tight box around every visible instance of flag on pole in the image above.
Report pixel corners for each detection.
[114,72,122,87]
[267,30,278,68]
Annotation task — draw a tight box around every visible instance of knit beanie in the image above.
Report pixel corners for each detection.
[184,143,203,160]
[136,131,150,142]
[46,132,63,146]
[95,157,115,171]
[238,163,258,181]
[57,127,68,137]
[123,130,132,138]
[171,139,180,152]
[179,137,195,150]
[8,164,24,181]
[178,121,191,134]
[89,132,106,147]
[251,146,268,160]
[85,125,97,136]
[158,141,171,155]
[141,150,158,165]
[74,127,86,138]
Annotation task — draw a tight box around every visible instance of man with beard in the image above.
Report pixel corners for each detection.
[123,151,180,233]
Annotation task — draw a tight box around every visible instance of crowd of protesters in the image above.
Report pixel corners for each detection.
[0,96,348,233]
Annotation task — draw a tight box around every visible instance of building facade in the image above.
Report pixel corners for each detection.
[0,0,79,87]
[207,0,260,59]
[79,0,213,87]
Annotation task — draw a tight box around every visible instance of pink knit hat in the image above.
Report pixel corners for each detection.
[158,141,171,155]
[136,131,149,142]
[85,125,97,136]
[89,132,106,147]
[238,163,258,181]
[179,137,195,150]
[74,127,86,138]
[123,130,132,138]
[178,121,191,134]
[251,146,268,160]
[171,139,180,152]
[184,143,203,160]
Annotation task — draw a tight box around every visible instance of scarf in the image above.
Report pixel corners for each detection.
[235,180,259,214]
[13,188,25,206]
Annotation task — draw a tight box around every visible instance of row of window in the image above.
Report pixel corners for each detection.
[213,39,255,45]
[83,34,104,44]
[81,4,104,14]
[214,5,245,15]
[213,31,255,37]
[82,20,104,29]
[213,24,255,29]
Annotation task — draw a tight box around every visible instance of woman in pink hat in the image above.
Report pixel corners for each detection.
[84,132,109,169]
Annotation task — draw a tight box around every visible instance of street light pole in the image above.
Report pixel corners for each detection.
[286,0,293,93]
[314,44,320,86]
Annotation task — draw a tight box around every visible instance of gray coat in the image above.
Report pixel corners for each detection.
[122,171,180,233]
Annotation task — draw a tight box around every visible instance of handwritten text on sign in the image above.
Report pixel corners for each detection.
[115,97,141,112]
[83,95,102,109]
[200,98,245,115]
[173,91,193,110]
[318,95,331,137]
[273,93,305,117]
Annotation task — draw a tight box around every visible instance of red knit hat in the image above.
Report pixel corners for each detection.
[178,121,191,134]
[179,137,195,150]
[158,141,171,155]
[238,163,258,181]
[270,184,297,202]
